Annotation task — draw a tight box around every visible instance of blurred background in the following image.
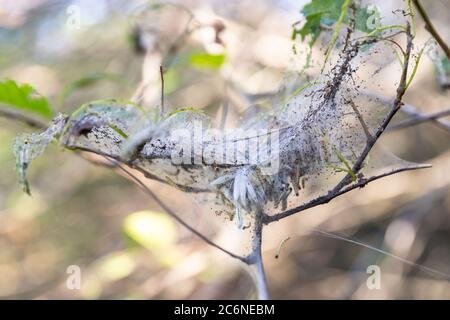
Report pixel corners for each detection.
[0,0,449,299]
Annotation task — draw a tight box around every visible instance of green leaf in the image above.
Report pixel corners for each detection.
[302,0,344,22]
[294,0,380,46]
[332,145,357,181]
[406,45,426,90]
[355,4,381,33]
[0,80,53,119]
[188,52,226,70]
[294,12,322,45]
[294,0,344,45]
[61,99,148,156]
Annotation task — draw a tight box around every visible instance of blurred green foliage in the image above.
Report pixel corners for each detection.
[123,210,177,250]
[187,52,226,70]
[0,80,53,119]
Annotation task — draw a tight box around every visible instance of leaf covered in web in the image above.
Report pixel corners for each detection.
[12,114,67,195]
[294,0,380,45]
[60,99,147,157]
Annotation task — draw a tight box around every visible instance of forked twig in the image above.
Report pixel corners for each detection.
[265,23,419,224]
[265,164,431,224]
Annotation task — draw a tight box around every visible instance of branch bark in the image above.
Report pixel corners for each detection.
[245,211,269,299]
[264,163,431,224]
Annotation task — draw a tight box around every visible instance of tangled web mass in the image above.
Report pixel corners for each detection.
[13,39,406,229]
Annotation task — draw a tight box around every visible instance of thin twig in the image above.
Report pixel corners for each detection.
[106,157,247,263]
[266,24,416,224]
[313,228,450,280]
[264,163,431,224]
[412,0,450,60]
[365,92,450,132]
[0,108,47,129]
[348,100,373,141]
[388,108,450,131]
[130,11,194,105]
[336,24,413,190]
[372,95,450,131]
[160,65,165,116]
[342,2,356,52]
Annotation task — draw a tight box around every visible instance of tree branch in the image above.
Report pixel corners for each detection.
[413,0,450,60]
[107,157,248,263]
[246,211,269,299]
[348,100,373,141]
[265,23,416,224]
[0,107,47,129]
[387,107,450,131]
[363,92,450,132]
[264,163,431,224]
